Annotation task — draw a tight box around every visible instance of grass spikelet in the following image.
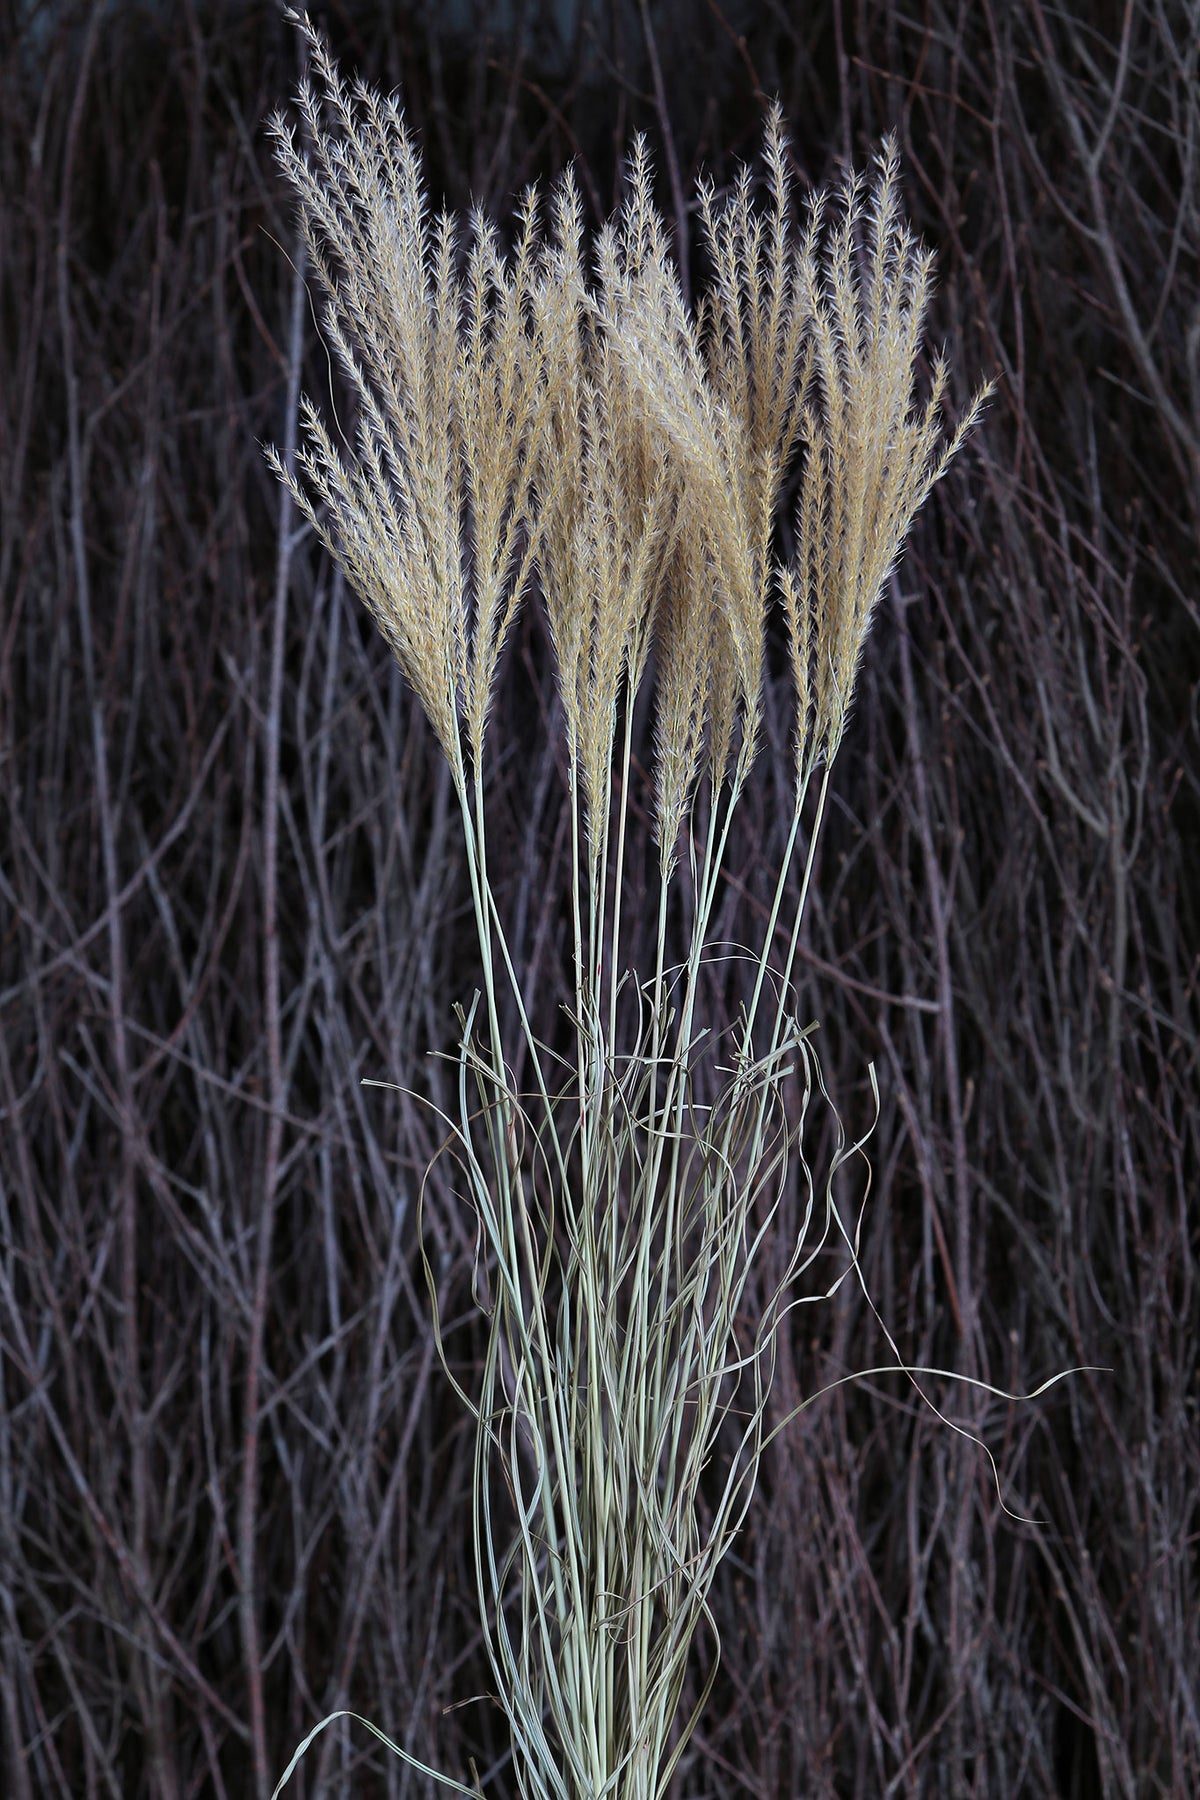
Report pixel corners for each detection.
[653,519,719,875]
[793,137,995,766]
[266,9,559,784]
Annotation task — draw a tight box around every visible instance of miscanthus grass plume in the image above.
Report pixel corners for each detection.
[265,12,994,1797]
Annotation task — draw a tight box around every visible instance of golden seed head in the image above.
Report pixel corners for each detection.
[267,19,988,835]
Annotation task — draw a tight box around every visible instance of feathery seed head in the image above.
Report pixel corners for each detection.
[792,138,993,783]
[267,11,559,784]
[268,12,988,866]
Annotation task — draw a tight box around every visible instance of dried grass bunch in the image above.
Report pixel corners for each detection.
[265,11,990,1796]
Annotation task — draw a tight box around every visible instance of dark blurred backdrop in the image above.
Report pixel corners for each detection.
[1,1,1197,1795]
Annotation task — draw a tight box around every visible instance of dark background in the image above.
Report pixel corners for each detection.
[1,1,1197,1795]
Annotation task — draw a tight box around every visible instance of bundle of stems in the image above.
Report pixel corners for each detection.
[265,11,989,1797]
